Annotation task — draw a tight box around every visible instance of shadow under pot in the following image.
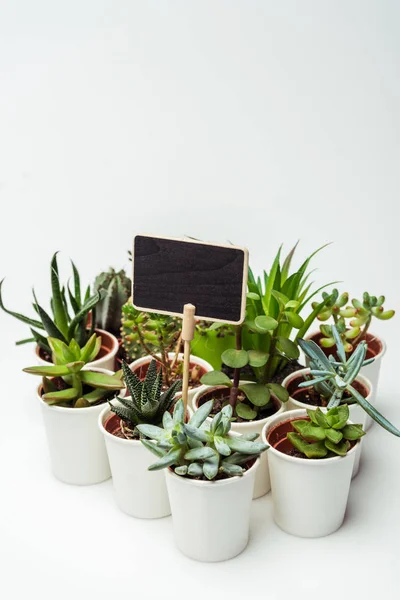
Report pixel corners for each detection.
[165,456,259,562]
[282,368,372,478]
[98,399,192,519]
[261,409,359,538]
[37,367,114,485]
[304,331,385,430]
[192,381,285,499]
[35,328,119,372]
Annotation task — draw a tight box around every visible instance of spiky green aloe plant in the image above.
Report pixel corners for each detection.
[93,268,131,336]
[0,253,103,355]
[23,334,124,407]
[137,399,268,480]
[313,289,395,352]
[287,404,365,458]
[298,325,400,437]
[109,359,182,439]
[242,242,339,385]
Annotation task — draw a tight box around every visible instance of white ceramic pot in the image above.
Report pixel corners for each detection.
[304,330,385,430]
[192,381,285,498]
[98,402,171,519]
[34,328,119,372]
[282,368,372,477]
[165,458,259,562]
[37,367,114,485]
[129,353,213,409]
[262,409,358,538]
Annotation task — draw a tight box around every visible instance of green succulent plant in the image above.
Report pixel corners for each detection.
[23,334,124,407]
[93,268,131,336]
[200,323,289,421]
[110,359,182,439]
[137,398,268,480]
[120,300,182,385]
[298,325,400,437]
[190,321,235,370]
[242,242,339,385]
[314,289,395,353]
[0,253,102,356]
[287,405,365,458]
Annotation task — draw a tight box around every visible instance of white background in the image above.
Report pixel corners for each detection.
[0,1,399,599]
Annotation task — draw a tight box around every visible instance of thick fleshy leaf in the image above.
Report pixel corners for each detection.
[254,315,279,332]
[235,402,257,420]
[325,428,343,444]
[187,462,203,477]
[183,424,209,442]
[184,446,216,461]
[267,383,289,402]
[23,364,70,377]
[277,337,299,359]
[42,387,79,404]
[221,349,249,369]
[325,438,350,456]
[50,253,69,338]
[292,421,326,441]
[287,433,328,458]
[203,454,219,480]
[247,350,269,367]
[136,423,166,441]
[213,436,231,456]
[148,448,182,471]
[189,399,214,428]
[239,383,271,407]
[346,385,400,437]
[227,437,267,454]
[80,370,124,390]
[200,371,232,387]
[342,424,365,440]
[284,312,304,329]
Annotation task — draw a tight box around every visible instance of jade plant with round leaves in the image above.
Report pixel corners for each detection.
[137,399,268,480]
[23,335,124,407]
[313,289,395,352]
[298,325,400,437]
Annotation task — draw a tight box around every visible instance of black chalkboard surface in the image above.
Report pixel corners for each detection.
[132,235,248,324]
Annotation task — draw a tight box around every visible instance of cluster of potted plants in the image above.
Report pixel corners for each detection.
[1,243,398,561]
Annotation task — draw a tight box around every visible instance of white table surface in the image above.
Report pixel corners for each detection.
[0,2,399,598]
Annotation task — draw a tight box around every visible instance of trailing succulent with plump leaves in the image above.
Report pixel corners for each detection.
[314,289,395,353]
[298,325,400,437]
[23,335,124,407]
[242,242,338,385]
[120,300,181,383]
[137,399,268,480]
[110,359,182,438]
[93,268,131,336]
[288,405,365,458]
[0,253,103,355]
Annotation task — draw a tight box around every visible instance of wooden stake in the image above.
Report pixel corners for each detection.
[181,303,196,416]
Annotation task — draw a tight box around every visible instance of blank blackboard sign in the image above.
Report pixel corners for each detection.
[132,235,248,324]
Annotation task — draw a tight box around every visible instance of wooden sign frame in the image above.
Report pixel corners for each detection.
[132,234,249,325]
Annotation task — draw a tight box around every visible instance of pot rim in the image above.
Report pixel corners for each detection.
[282,368,373,408]
[304,330,386,361]
[192,380,284,428]
[35,328,119,364]
[165,455,260,488]
[261,408,359,466]
[129,352,213,372]
[37,366,117,414]
[98,400,192,445]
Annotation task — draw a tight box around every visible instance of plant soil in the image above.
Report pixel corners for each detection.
[287,374,368,407]
[198,387,280,423]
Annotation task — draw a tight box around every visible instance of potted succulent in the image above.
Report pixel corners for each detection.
[99,359,182,519]
[137,398,268,562]
[284,325,400,476]
[0,253,119,371]
[120,300,212,401]
[23,334,124,485]
[262,404,364,538]
[193,322,287,498]
[305,289,395,426]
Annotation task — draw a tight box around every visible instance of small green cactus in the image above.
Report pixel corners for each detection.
[313,289,395,353]
[137,398,268,480]
[120,300,181,384]
[110,359,182,439]
[287,405,365,458]
[93,268,131,336]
